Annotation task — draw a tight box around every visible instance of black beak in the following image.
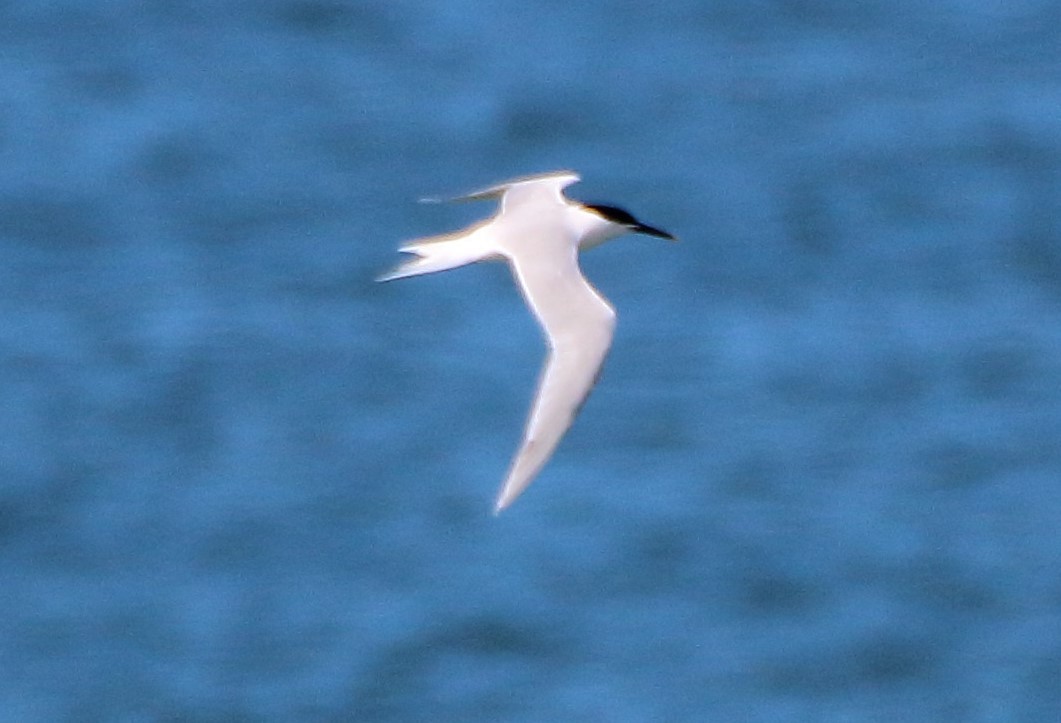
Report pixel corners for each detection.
[630,222,676,241]
[582,203,677,241]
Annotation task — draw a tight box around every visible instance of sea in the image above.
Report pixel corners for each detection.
[1,1,1060,720]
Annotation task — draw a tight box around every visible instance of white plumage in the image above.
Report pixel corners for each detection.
[378,171,674,512]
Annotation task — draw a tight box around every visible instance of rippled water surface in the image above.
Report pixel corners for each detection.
[2,2,1060,720]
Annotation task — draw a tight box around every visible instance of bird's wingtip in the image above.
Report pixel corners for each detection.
[492,493,511,515]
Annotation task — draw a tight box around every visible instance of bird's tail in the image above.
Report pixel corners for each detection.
[376,229,497,282]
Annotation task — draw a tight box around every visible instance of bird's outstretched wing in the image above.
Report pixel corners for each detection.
[422,170,580,205]
[494,243,615,512]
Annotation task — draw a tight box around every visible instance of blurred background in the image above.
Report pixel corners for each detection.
[2,1,1060,720]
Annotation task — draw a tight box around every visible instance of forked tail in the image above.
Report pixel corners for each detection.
[376,229,497,282]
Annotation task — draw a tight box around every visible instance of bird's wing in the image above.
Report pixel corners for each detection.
[494,242,616,512]
[422,170,580,205]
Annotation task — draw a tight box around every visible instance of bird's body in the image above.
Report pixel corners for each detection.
[378,171,673,512]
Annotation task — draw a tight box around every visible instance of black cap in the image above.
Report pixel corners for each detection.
[583,203,675,240]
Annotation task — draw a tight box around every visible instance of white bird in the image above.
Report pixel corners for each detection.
[378,171,674,512]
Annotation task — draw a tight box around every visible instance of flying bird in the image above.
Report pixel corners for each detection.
[378,171,674,512]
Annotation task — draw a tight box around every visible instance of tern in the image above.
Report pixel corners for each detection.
[378,171,674,512]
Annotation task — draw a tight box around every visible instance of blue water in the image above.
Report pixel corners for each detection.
[2,1,1060,720]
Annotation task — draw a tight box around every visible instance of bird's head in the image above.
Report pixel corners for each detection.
[582,203,676,242]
